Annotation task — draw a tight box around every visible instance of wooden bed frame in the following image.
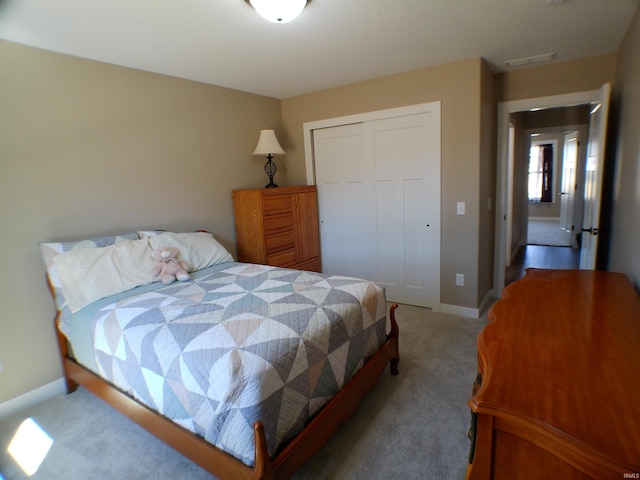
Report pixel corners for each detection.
[50,272,399,479]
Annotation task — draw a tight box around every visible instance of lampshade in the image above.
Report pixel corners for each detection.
[253,130,285,156]
[247,0,308,24]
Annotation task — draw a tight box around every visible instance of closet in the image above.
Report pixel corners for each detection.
[308,102,441,309]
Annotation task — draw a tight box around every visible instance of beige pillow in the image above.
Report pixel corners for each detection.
[55,238,156,313]
[148,232,233,271]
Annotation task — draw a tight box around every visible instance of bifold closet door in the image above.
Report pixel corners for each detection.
[313,108,440,309]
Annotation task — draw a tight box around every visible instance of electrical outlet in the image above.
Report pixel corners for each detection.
[456,274,464,286]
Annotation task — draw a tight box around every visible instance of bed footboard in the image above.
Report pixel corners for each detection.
[53,299,400,480]
[271,303,400,478]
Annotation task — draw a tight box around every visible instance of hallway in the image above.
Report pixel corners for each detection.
[505,245,580,286]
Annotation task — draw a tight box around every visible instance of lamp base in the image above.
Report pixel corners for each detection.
[264,155,278,189]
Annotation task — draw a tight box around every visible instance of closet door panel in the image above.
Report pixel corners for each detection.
[313,102,440,309]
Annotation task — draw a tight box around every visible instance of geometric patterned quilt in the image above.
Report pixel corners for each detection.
[90,262,388,466]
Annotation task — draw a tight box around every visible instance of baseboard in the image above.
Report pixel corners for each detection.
[477,291,495,318]
[0,378,66,420]
[510,240,526,264]
[440,290,496,319]
[529,216,560,222]
[440,303,480,319]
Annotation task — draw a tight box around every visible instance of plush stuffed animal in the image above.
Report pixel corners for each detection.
[151,247,190,284]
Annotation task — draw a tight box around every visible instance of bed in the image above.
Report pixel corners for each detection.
[40,231,400,479]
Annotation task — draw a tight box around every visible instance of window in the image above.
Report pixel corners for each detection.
[528,143,553,203]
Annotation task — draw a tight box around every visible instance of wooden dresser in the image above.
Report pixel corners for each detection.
[232,185,321,272]
[467,269,640,480]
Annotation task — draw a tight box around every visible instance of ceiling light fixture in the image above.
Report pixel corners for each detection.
[245,0,310,24]
[504,52,557,68]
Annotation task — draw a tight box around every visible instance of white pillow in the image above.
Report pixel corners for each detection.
[148,232,233,271]
[54,238,156,313]
[39,232,139,311]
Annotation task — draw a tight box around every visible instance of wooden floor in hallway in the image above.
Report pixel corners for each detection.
[505,245,580,286]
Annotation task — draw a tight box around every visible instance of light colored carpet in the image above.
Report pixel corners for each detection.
[527,220,569,247]
[0,304,488,480]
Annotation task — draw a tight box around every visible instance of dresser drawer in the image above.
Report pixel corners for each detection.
[267,248,297,267]
[263,195,293,216]
[264,213,294,234]
[265,230,296,253]
[294,257,321,273]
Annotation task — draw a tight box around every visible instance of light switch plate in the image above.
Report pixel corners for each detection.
[456,202,465,215]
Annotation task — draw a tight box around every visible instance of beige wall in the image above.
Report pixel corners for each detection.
[281,58,489,310]
[521,106,590,130]
[0,41,282,403]
[496,54,617,103]
[609,7,640,287]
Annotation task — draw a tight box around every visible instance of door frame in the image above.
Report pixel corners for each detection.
[303,102,441,311]
[494,89,601,296]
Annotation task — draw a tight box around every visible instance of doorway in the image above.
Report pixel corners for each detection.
[494,86,610,293]
[526,135,568,247]
[524,127,586,249]
[507,126,585,285]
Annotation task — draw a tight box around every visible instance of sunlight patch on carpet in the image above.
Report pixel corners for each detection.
[7,418,53,476]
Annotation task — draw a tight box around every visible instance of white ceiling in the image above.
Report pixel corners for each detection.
[0,0,638,99]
